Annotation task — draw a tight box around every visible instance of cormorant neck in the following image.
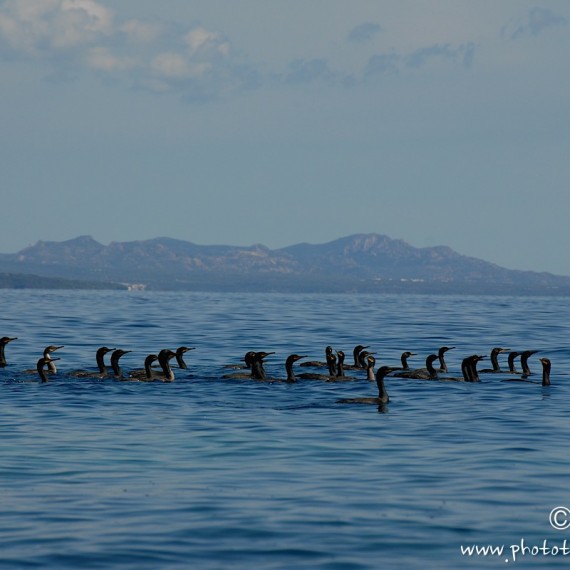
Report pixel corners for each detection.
[37,359,49,383]
[375,373,389,404]
[541,360,551,387]
[521,351,536,378]
[489,349,501,372]
[160,361,174,381]
[508,352,519,373]
[336,352,345,378]
[285,358,296,382]
[353,345,367,368]
[251,358,266,380]
[327,353,337,377]
[426,358,438,379]
[461,357,479,382]
[144,359,156,380]
[95,350,108,374]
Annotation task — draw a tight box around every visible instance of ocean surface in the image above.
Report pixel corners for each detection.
[1,290,569,569]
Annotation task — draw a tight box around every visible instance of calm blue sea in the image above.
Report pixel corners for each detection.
[1,290,569,569]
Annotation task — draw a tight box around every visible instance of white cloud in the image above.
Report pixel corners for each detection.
[87,46,136,71]
[184,26,230,59]
[0,1,249,99]
[0,1,488,99]
[151,52,189,78]
[0,0,113,56]
[61,0,113,35]
[121,19,162,44]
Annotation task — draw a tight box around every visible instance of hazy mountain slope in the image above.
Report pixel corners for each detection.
[0,234,567,294]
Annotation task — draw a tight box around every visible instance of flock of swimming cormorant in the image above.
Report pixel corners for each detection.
[0,336,552,406]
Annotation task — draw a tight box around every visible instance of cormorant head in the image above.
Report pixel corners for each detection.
[44,345,64,356]
[256,351,275,360]
[287,354,306,365]
[426,354,439,366]
[375,366,401,379]
[144,354,159,366]
[158,349,177,361]
[111,349,131,362]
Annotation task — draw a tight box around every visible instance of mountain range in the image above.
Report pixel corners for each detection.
[0,234,568,295]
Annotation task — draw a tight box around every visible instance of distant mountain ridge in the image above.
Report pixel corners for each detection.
[0,233,568,294]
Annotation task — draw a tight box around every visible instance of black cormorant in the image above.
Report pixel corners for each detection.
[70,346,115,378]
[222,351,256,370]
[520,350,538,378]
[502,355,550,386]
[250,351,275,380]
[540,357,551,386]
[128,354,159,381]
[335,350,357,379]
[110,349,132,379]
[337,365,400,405]
[24,345,64,375]
[37,356,60,383]
[447,354,486,382]
[365,354,376,381]
[175,346,195,369]
[437,346,455,373]
[479,347,510,373]
[400,351,416,370]
[394,354,439,379]
[300,345,334,368]
[0,336,17,367]
[155,349,178,382]
[222,351,268,379]
[508,351,520,374]
[350,345,369,369]
[253,354,307,383]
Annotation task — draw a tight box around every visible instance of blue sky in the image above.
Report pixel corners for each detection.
[1,1,569,274]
